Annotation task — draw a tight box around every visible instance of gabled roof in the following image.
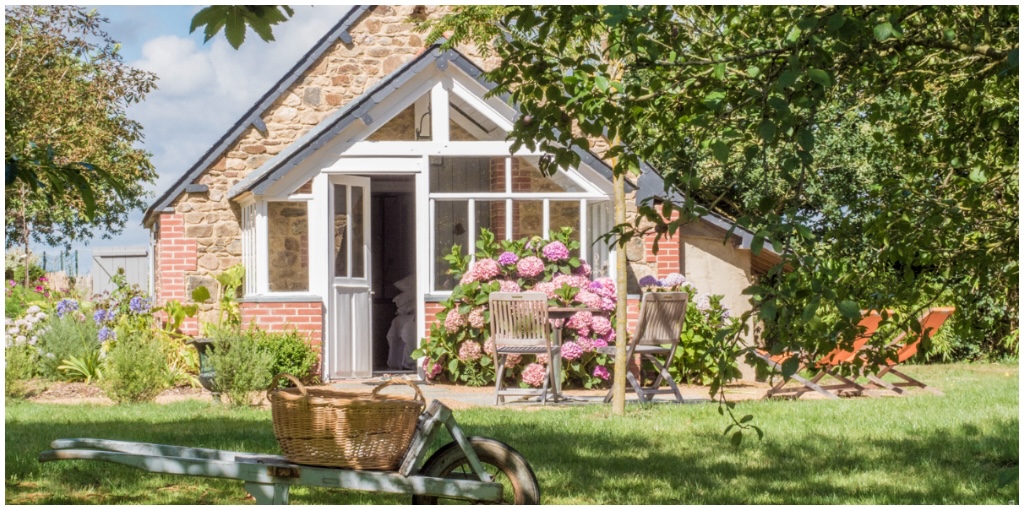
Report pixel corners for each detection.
[142,5,371,226]
[228,44,626,198]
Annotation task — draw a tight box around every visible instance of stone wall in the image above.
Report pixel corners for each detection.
[267,202,310,291]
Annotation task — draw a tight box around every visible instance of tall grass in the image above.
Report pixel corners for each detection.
[5,363,1017,504]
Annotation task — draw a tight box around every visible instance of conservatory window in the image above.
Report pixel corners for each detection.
[428,156,608,292]
[267,201,309,292]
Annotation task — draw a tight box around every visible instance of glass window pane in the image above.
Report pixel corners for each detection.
[512,200,544,240]
[549,201,581,243]
[366,104,417,141]
[430,157,497,193]
[433,200,468,291]
[333,184,348,278]
[475,200,505,240]
[513,156,586,192]
[267,202,309,292]
[351,185,365,278]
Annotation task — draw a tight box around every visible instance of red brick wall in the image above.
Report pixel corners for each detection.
[424,302,445,337]
[154,213,199,335]
[240,301,324,348]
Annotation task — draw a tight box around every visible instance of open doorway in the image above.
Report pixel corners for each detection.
[370,175,416,374]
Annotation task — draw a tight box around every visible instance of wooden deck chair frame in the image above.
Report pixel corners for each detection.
[861,307,954,396]
[754,311,887,400]
[600,292,689,403]
[489,292,559,405]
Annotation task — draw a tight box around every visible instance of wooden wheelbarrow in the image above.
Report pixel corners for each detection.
[39,400,540,504]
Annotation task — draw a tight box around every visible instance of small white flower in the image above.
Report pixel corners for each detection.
[35,312,46,320]
[16,335,27,345]
[45,352,55,359]
[26,305,41,314]
[7,327,19,336]
[29,336,38,345]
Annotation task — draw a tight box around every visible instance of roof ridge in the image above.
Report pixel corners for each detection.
[142,5,371,226]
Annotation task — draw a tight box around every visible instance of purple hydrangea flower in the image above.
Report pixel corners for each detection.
[497,251,519,266]
[638,275,662,288]
[593,365,610,380]
[541,241,570,262]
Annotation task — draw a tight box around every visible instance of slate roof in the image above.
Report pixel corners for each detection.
[142,6,371,226]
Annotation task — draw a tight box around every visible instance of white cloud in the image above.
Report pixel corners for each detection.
[40,6,355,273]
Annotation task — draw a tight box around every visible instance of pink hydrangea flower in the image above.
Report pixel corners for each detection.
[600,297,616,312]
[483,338,495,356]
[498,280,521,293]
[590,278,617,298]
[458,340,483,361]
[695,294,711,312]
[423,358,444,380]
[551,273,590,291]
[592,337,609,349]
[575,290,602,309]
[535,353,549,365]
[459,268,478,285]
[561,341,583,360]
[473,258,501,281]
[565,311,593,335]
[592,365,610,380]
[516,256,545,278]
[504,353,522,368]
[576,336,595,353]
[444,308,467,332]
[521,363,547,387]
[662,273,687,288]
[591,315,612,336]
[532,281,558,300]
[574,260,591,277]
[468,306,486,329]
[541,241,570,262]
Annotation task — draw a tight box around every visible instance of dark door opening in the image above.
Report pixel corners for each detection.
[370,176,416,373]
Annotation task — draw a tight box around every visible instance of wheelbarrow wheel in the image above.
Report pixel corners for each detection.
[412,437,540,504]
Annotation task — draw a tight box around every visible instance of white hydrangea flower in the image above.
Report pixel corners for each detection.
[16,335,26,345]
[26,305,41,314]
[35,312,47,320]
[8,327,19,336]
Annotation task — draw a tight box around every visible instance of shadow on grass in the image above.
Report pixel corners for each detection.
[5,398,1019,505]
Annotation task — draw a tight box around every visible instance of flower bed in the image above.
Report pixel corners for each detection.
[414,226,742,389]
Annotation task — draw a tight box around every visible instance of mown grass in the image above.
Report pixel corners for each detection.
[5,363,1018,504]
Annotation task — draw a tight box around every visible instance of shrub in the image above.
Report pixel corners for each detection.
[35,313,100,379]
[207,325,274,407]
[413,227,617,389]
[5,343,38,397]
[253,328,319,384]
[102,330,168,403]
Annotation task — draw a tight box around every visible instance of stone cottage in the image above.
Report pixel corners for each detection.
[143,5,780,380]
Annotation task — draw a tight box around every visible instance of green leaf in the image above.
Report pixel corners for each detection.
[739,414,753,424]
[807,68,832,88]
[780,356,800,377]
[730,430,743,447]
[448,359,459,373]
[192,286,211,303]
[777,70,800,89]
[711,141,730,163]
[838,300,861,319]
[827,13,846,32]
[224,13,246,49]
[746,65,761,78]
[785,26,802,44]
[874,22,894,42]
[802,298,820,322]
[758,119,776,143]
[969,167,987,183]
[594,75,610,93]
[751,230,766,256]
[713,63,726,80]
[760,300,777,321]
[796,128,815,152]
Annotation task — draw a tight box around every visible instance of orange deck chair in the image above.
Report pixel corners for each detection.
[754,311,887,400]
[861,307,954,395]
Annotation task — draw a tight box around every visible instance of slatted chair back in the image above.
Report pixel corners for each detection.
[632,292,689,347]
[819,310,890,367]
[489,292,550,349]
[888,307,955,363]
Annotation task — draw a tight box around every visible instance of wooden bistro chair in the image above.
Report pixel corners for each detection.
[753,311,885,400]
[861,307,955,396]
[598,292,689,403]
[489,292,560,405]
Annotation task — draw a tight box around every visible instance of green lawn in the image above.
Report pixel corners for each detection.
[5,363,1018,504]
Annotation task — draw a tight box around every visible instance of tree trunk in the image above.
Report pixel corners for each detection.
[611,170,628,415]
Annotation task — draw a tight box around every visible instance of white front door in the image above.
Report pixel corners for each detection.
[328,175,372,378]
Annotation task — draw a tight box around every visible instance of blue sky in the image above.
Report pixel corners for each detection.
[27,5,354,275]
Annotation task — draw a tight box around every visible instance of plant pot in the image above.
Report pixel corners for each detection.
[186,338,218,396]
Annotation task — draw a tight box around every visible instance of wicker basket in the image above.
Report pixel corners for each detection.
[266,373,426,470]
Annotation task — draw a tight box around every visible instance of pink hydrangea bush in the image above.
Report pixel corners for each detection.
[413,226,618,389]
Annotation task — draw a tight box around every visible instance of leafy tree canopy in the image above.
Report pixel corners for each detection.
[423,5,1018,405]
[189,5,294,50]
[5,5,157,249]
